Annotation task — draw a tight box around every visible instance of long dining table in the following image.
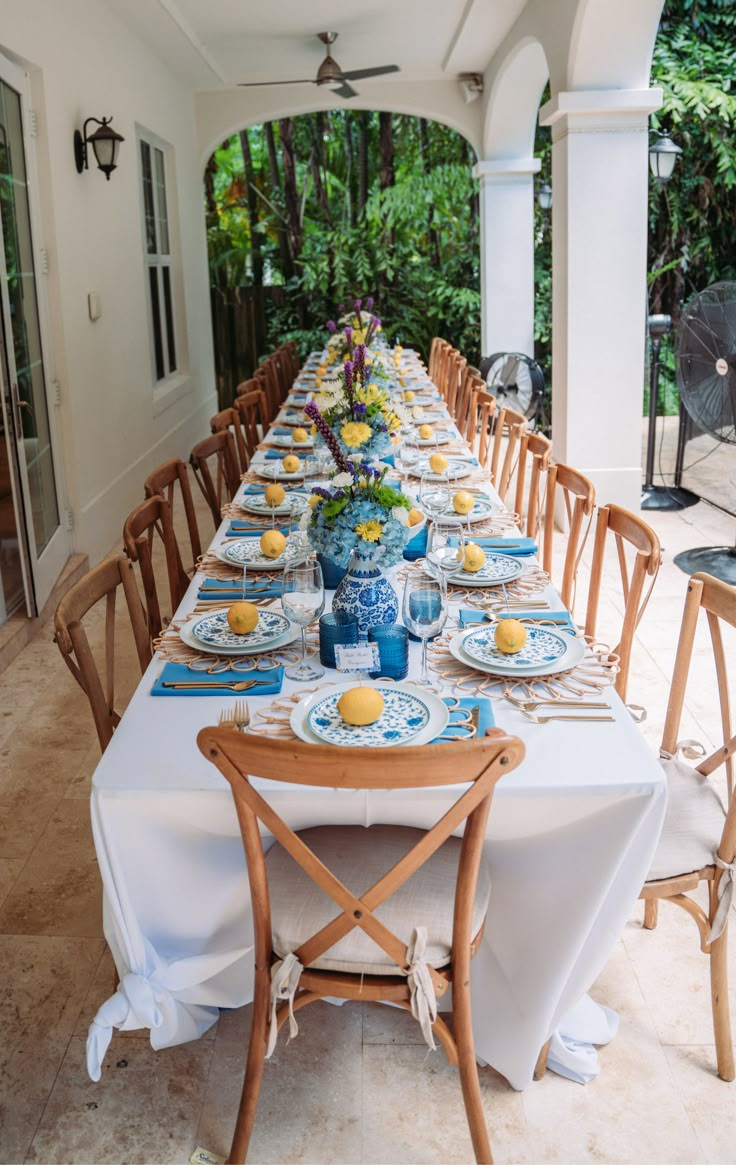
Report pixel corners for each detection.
[85,350,667,1091]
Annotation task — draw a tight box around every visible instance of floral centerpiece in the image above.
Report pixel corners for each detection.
[310,342,406,461]
[326,296,381,361]
[304,403,420,570]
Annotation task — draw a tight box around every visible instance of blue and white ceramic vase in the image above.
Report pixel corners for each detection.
[331,544,398,637]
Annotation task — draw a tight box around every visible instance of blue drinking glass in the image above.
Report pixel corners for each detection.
[319,611,359,668]
[317,552,347,590]
[368,624,409,680]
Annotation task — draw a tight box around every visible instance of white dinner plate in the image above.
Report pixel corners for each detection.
[290,680,449,748]
[256,461,311,482]
[439,495,500,524]
[179,615,300,657]
[448,626,586,678]
[267,433,314,449]
[274,411,308,427]
[446,551,524,588]
[238,490,310,516]
[214,535,307,570]
[406,431,452,447]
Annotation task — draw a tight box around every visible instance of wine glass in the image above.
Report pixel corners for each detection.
[419,473,450,524]
[281,559,325,681]
[402,574,447,686]
[426,518,465,587]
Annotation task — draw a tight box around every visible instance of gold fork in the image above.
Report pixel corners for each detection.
[520,710,615,724]
[234,700,250,732]
[218,707,237,729]
[504,691,610,711]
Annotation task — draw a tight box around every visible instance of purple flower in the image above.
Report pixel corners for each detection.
[371,315,380,328]
[354,402,367,417]
[304,402,350,472]
[344,360,354,402]
[344,326,352,339]
[353,342,365,385]
[354,298,362,311]
[338,302,345,312]
[326,319,336,333]
[366,296,374,310]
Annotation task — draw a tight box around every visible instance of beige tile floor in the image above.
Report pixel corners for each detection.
[2,475,736,1165]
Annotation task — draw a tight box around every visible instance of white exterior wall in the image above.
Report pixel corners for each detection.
[1,0,216,564]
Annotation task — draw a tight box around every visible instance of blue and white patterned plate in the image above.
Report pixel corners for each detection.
[291,681,449,748]
[257,462,309,482]
[179,613,299,657]
[215,535,306,570]
[274,411,308,427]
[449,627,586,678]
[447,551,524,587]
[462,624,568,670]
[438,495,499,524]
[191,608,290,650]
[268,433,314,449]
[239,490,309,516]
[406,431,452,447]
[410,458,472,481]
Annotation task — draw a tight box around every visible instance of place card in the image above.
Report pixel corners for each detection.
[334,643,381,672]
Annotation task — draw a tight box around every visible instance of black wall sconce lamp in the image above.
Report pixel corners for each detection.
[74,117,125,181]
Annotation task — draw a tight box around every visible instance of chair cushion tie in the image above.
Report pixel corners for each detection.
[405,927,438,1050]
[266,952,303,1058]
[708,855,736,944]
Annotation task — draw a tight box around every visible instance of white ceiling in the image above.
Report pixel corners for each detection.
[103,0,529,91]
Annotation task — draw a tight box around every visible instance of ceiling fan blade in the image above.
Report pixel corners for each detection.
[331,81,358,99]
[339,65,400,81]
[237,79,314,87]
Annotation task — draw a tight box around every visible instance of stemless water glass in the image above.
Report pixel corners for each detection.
[281,558,325,681]
[402,574,448,685]
[426,518,465,586]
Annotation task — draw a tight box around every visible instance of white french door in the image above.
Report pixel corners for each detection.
[0,52,69,619]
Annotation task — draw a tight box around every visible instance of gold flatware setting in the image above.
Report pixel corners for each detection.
[520,711,615,724]
[163,679,275,692]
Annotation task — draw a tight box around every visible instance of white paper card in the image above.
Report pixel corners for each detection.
[334,643,381,671]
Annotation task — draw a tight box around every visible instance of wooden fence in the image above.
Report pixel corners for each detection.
[210,286,285,409]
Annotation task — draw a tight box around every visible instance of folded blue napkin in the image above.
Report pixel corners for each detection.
[458,608,576,633]
[449,536,538,558]
[198,577,284,600]
[151,661,284,697]
[379,453,395,468]
[403,526,428,561]
[225,523,289,537]
[432,696,495,741]
[271,426,292,435]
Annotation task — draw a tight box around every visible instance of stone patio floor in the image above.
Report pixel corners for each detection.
[1,480,736,1164]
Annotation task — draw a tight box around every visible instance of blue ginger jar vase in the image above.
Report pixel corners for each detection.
[332,544,398,637]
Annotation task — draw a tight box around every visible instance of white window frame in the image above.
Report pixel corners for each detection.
[136,127,186,397]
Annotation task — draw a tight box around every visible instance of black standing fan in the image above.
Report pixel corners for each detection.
[479,352,545,425]
[673,281,736,583]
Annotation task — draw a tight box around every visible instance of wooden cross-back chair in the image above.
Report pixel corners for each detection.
[198,727,525,1165]
[144,458,203,573]
[639,571,736,1082]
[123,494,189,644]
[542,463,596,611]
[511,431,553,539]
[211,407,251,477]
[455,368,484,441]
[283,339,300,381]
[432,339,453,397]
[489,406,528,503]
[466,389,498,471]
[234,387,268,461]
[235,376,260,398]
[584,503,660,702]
[254,358,283,423]
[190,430,241,530]
[54,555,151,752]
[443,351,468,417]
[428,336,450,383]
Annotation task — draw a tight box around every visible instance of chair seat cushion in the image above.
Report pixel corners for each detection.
[266,824,491,975]
[647,757,726,882]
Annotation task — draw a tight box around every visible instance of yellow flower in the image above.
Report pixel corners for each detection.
[353,329,366,344]
[308,494,321,508]
[355,384,382,406]
[340,421,372,449]
[355,520,383,543]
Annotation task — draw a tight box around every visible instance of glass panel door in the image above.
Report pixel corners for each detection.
[0,58,69,618]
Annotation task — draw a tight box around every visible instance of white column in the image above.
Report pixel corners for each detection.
[539,88,662,511]
[473,158,540,358]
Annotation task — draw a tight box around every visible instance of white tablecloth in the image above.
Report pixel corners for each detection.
[86,428,666,1090]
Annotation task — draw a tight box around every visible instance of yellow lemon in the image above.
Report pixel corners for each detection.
[316,364,327,376]
[399,376,406,387]
[429,452,449,474]
[411,405,424,420]
[403,389,415,402]
[463,543,486,573]
[337,686,385,726]
[452,490,475,516]
[395,345,403,356]
[418,424,434,440]
[260,530,287,559]
[494,619,527,655]
[292,427,308,444]
[407,508,424,527]
[226,601,259,635]
[264,483,285,506]
[314,377,322,388]
[282,454,301,473]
